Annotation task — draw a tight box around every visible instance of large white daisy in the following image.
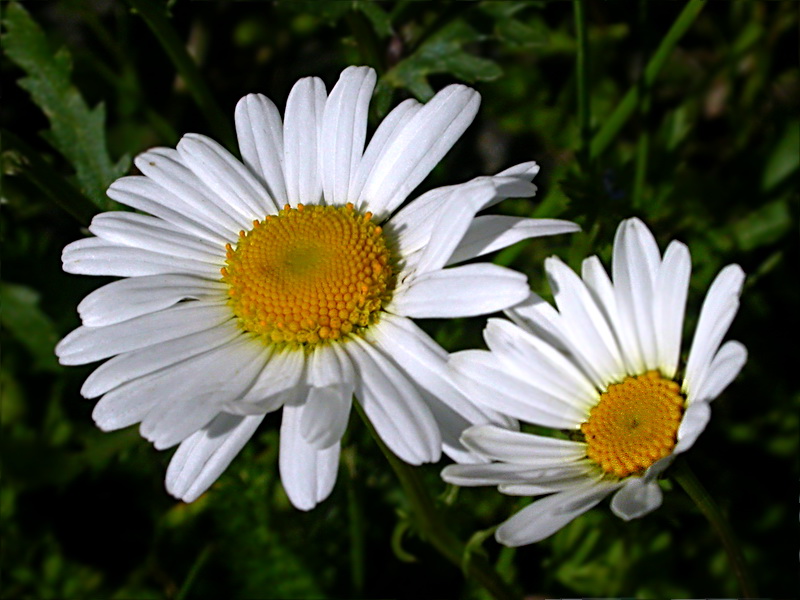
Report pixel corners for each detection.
[56,66,579,510]
[442,217,746,545]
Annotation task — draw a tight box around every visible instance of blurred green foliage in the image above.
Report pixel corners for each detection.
[1,1,797,598]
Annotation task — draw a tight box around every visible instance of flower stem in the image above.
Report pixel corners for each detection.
[673,459,758,598]
[124,0,237,153]
[356,404,520,600]
[631,0,652,209]
[590,0,705,160]
[573,0,591,167]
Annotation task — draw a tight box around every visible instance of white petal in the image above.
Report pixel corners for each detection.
[90,335,259,439]
[683,264,745,396]
[136,337,268,449]
[495,480,621,546]
[178,133,277,219]
[482,318,598,413]
[447,216,580,266]
[424,396,496,465]
[358,85,480,219]
[691,340,747,403]
[134,148,249,233]
[88,212,224,264]
[441,462,549,487]
[107,176,230,245]
[166,412,265,502]
[612,218,661,372]
[57,301,232,365]
[78,274,226,327]
[449,350,583,429]
[235,93,288,205]
[405,181,495,275]
[279,404,340,510]
[674,400,711,454]
[62,237,221,279]
[81,320,241,398]
[497,482,578,496]
[504,292,569,352]
[321,66,376,206]
[299,344,354,449]
[90,387,160,434]
[545,256,626,387]
[349,98,421,206]
[299,387,352,450]
[461,425,587,467]
[369,314,507,427]
[236,346,307,413]
[581,255,617,330]
[654,241,691,378]
[610,477,663,520]
[497,464,598,495]
[346,335,441,464]
[283,76,326,206]
[480,162,541,209]
[391,263,528,318]
[388,164,544,260]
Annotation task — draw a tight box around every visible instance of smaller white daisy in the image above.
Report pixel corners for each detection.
[442,217,747,546]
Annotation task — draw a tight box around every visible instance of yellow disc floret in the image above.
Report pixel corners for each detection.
[221,203,394,348]
[581,370,685,478]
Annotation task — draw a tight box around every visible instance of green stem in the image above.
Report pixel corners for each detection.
[124,0,237,152]
[573,0,591,167]
[344,448,366,595]
[174,543,213,600]
[356,404,519,600]
[673,459,758,598]
[631,0,652,209]
[590,0,705,160]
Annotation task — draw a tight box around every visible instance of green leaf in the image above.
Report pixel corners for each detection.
[732,199,792,252]
[384,19,502,101]
[0,282,61,372]
[548,510,631,596]
[761,119,799,193]
[461,526,495,574]
[480,1,548,48]
[355,0,393,38]
[390,518,419,563]
[2,2,129,209]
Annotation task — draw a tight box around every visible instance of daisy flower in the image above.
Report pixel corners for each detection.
[442,217,747,545]
[56,66,579,510]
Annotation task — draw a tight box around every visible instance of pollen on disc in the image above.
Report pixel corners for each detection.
[222,203,394,348]
[581,370,685,478]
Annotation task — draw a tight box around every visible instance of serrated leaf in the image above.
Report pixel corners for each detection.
[480,1,548,48]
[2,2,129,209]
[384,19,502,101]
[0,282,62,372]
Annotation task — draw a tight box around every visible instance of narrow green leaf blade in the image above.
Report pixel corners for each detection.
[0,282,62,372]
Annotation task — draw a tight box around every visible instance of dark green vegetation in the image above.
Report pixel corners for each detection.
[1,1,797,598]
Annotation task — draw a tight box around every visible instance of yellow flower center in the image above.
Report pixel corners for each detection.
[581,370,685,478]
[221,203,394,348]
